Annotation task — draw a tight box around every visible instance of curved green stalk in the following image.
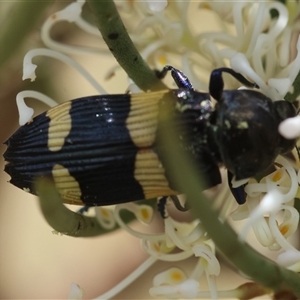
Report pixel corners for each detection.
[86,0,166,92]
[35,177,156,237]
[285,70,300,102]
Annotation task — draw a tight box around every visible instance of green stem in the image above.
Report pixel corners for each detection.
[0,1,53,68]
[157,109,300,297]
[285,70,300,102]
[86,0,166,92]
[35,177,156,237]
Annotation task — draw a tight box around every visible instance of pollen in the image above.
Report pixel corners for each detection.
[272,170,282,182]
[224,120,231,128]
[170,271,184,282]
[201,3,211,9]
[237,121,248,129]
[140,208,150,221]
[51,14,57,20]
[100,208,110,218]
[158,55,167,66]
[279,224,289,236]
[153,242,160,252]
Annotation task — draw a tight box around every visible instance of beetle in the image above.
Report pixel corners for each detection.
[3,66,297,207]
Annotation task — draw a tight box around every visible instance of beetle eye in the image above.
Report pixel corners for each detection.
[278,139,297,154]
[274,100,296,121]
[274,101,297,154]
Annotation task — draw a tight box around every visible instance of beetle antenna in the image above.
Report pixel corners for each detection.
[157,196,189,219]
[170,195,189,212]
[209,67,259,101]
[156,65,194,90]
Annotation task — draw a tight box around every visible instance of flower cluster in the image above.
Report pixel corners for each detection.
[16,0,300,299]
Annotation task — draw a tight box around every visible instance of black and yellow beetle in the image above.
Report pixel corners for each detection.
[3,66,297,206]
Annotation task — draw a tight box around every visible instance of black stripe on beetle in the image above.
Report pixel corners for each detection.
[4,66,297,206]
[4,92,176,205]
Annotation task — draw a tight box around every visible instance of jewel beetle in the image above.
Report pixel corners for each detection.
[4,66,297,206]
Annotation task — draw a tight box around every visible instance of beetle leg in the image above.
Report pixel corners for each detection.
[156,65,194,90]
[77,206,91,214]
[157,196,189,219]
[227,170,247,205]
[169,195,189,212]
[209,67,258,101]
[157,196,168,218]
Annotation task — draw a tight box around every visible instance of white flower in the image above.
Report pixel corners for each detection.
[113,201,220,299]
[279,116,300,139]
[233,156,299,252]
[68,283,84,300]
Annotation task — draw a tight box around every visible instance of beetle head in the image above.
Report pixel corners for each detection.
[215,90,295,181]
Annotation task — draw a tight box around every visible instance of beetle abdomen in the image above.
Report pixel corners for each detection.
[4,93,179,205]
